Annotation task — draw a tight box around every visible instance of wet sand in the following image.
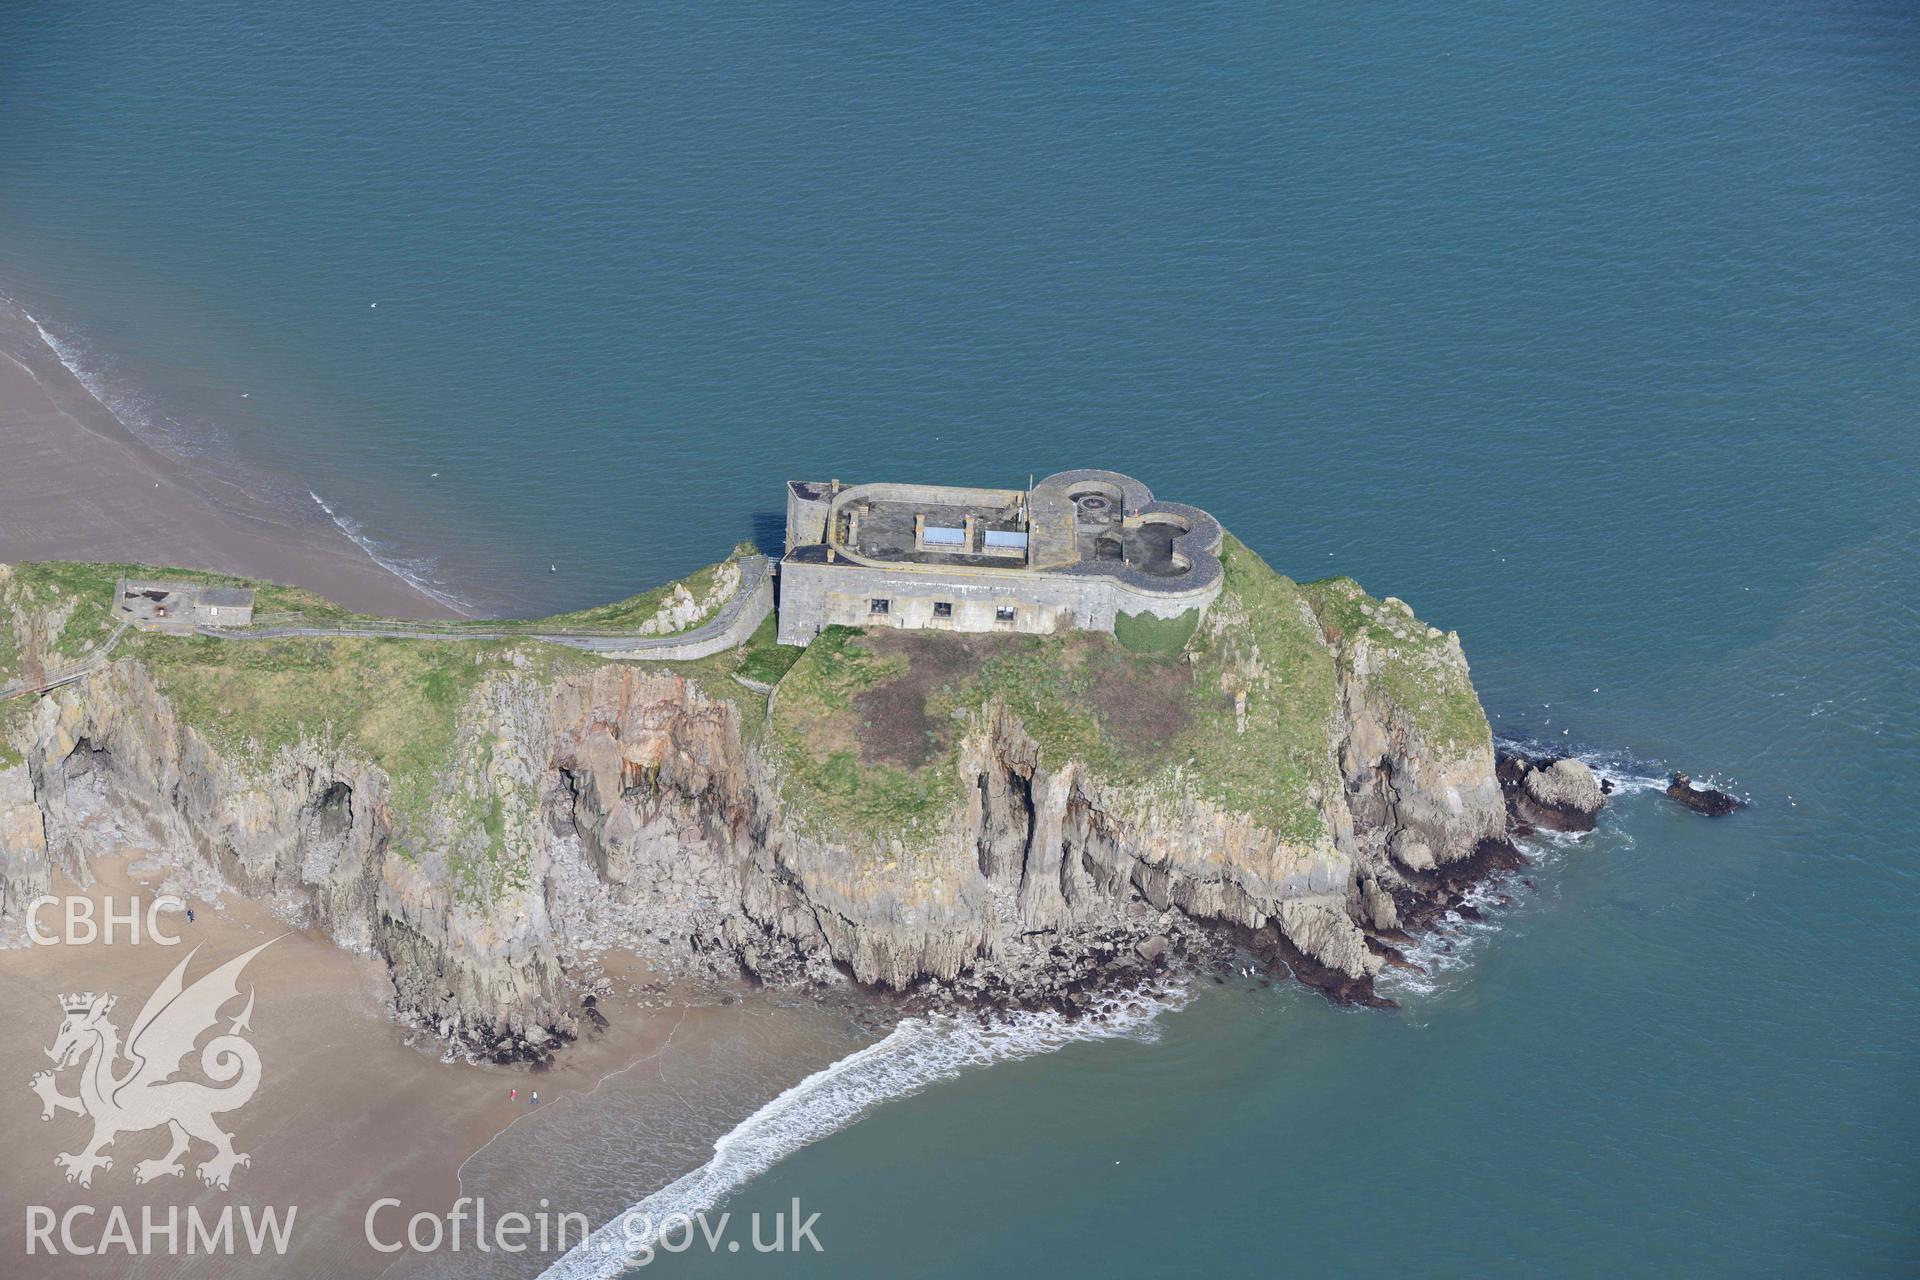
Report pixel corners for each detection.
[0,860,644,1276]
[0,295,457,619]
[0,858,867,1279]
[0,296,883,1277]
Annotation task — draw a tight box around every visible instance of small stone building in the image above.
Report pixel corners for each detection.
[776,469,1224,646]
[114,579,256,632]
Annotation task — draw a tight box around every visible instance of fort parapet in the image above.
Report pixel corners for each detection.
[776,469,1223,645]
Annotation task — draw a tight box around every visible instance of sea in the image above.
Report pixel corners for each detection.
[2,2,1914,1274]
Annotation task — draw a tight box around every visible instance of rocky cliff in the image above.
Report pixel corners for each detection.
[0,543,1513,1058]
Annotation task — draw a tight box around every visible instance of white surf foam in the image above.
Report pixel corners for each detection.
[1495,732,1670,796]
[305,488,472,615]
[1376,827,1584,1001]
[16,303,197,458]
[1381,730,1658,1002]
[10,293,475,616]
[1381,729,1689,1003]
[1376,881,1508,1000]
[537,986,1186,1280]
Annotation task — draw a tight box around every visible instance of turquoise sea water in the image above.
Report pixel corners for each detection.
[4,2,1915,1275]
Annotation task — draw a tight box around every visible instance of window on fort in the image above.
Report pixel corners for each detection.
[870,598,891,615]
[934,602,953,619]
[995,606,1016,623]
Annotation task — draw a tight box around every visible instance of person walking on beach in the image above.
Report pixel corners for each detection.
[511,1088,517,1102]
[186,907,195,925]
[531,1091,539,1106]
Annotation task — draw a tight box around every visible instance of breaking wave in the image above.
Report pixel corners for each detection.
[1385,731,1708,1002]
[305,488,471,615]
[17,302,207,459]
[10,292,474,617]
[538,987,1186,1280]
[1494,731,1671,796]
[1377,827,1585,1001]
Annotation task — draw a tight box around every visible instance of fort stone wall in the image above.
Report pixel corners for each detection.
[775,560,1216,646]
[776,470,1225,647]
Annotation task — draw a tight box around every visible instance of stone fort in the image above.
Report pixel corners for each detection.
[776,469,1223,646]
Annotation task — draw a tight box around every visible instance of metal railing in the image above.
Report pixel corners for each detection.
[0,620,132,704]
[1,558,770,706]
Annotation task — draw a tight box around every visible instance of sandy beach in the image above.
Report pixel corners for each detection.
[0,296,879,1276]
[0,295,457,620]
[0,856,868,1279]
[0,859,644,1277]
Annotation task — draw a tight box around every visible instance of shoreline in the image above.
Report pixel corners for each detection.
[0,288,1603,1277]
[0,293,460,620]
[0,857,705,1277]
[0,856,884,1280]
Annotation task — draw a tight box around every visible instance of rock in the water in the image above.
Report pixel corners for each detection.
[1527,758,1605,819]
[1497,751,1606,832]
[1665,773,1742,816]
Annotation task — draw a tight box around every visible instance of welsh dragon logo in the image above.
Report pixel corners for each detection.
[28,939,276,1190]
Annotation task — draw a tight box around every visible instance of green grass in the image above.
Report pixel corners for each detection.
[0,545,756,666]
[765,538,1355,846]
[1175,537,1344,842]
[770,626,901,727]
[134,631,504,847]
[733,614,804,685]
[3,539,1490,871]
[0,562,132,680]
[765,627,953,837]
[1299,575,1491,751]
[0,698,29,768]
[1113,607,1199,656]
[0,609,16,690]
[132,621,600,902]
[0,560,407,686]
[942,636,1105,761]
[0,551,775,897]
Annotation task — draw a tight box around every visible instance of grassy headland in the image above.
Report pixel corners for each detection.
[765,535,1350,848]
[4,538,1487,866]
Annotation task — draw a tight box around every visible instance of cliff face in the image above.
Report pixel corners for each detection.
[0,544,1508,1055]
[1307,582,1509,938]
[0,658,571,1052]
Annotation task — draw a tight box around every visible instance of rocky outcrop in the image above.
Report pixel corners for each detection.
[1308,587,1515,948]
[1497,752,1608,832]
[1,660,572,1059]
[1333,633,1506,868]
[0,761,49,918]
[1666,773,1742,817]
[0,565,1517,1049]
[634,559,741,636]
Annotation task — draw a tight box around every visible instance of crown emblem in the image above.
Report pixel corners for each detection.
[34,939,277,1192]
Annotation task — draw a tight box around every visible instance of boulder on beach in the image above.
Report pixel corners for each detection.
[1666,773,1742,817]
